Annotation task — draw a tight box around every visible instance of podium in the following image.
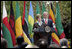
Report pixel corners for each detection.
[33,26,52,44]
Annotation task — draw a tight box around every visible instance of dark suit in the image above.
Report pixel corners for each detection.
[42,19,59,46]
[42,19,55,31]
[42,19,59,34]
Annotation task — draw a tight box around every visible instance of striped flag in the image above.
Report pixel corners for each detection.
[55,2,65,39]
[15,1,31,45]
[2,1,13,48]
[49,2,60,45]
[9,1,16,35]
[49,3,57,33]
[28,1,34,43]
[9,1,16,46]
[22,1,32,45]
[51,33,60,45]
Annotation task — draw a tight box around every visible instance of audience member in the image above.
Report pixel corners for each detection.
[60,38,68,48]
[14,36,28,48]
[36,38,48,48]
[1,38,8,48]
[61,46,68,48]
[25,45,39,48]
[49,42,60,48]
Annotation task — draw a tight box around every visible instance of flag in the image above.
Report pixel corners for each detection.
[2,24,13,48]
[36,1,40,14]
[49,3,57,33]
[2,1,13,48]
[35,1,40,22]
[9,2,16,46]
[15,1,23,38]
[22,1,32,45]
[42,2,46,19]
[22,1,29,38]
[50,2,55,16]
[55,2,65,39]
[48,2,60,45]
[9,1,16,35]
[15,1,31,45]
[51,33,60,45]
[28,1,34,43]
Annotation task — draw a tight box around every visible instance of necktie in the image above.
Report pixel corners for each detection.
[45,19,47,24]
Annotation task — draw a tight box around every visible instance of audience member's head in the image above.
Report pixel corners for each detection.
[36,38,48,48]
[16,36,24,45]
[19,42,28,48]
[61,46,68,48]
[1,38,8,48]
[49,42,60,48]
[25,45,39,48]
[60,38,68,47]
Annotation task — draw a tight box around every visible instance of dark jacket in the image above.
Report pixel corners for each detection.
[42,19,59,37]
[42,19,54,31]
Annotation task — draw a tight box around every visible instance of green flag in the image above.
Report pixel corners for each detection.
[35,1,40,22]
[36,1,40,14]
[25,2,28,23]
[55,2,65,39]
[42,2,46,19]
[2,24,13,48]
[2,1,13,48]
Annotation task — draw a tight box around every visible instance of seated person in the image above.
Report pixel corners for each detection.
[61,46,68,48]
[36,38,48,48]
[1,38,8,48]
[60,38,69,48]
[25,45,39,48]
[49,42,60,48]
[14,36,28,48]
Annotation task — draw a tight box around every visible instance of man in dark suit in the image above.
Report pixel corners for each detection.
[42,12,55,32]
[42,11,58,46]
